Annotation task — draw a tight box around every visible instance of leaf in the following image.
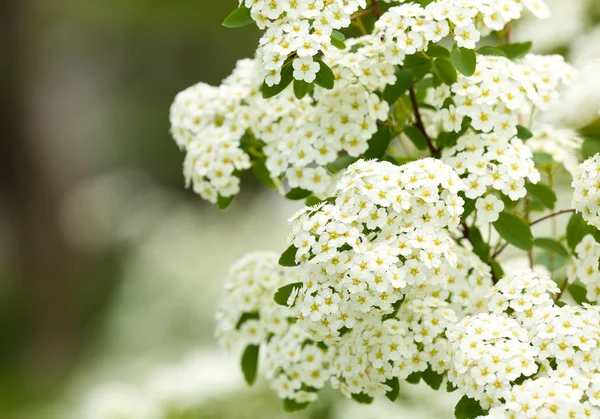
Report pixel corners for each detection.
[314,59,335,90]
[533,152,553,166]
[437,131,460,148]
[274,282,303,306]
[404,126,428,150]
[305,196,322,207]
[534,238,569,257]
[217,194,236,210]
[261,63,294,99]
[446,381,458,393]
[365,125,393,158]
[535,251,569,271]
[500,41,533,59]
[525,183,557,210]
[241,344,260,385]
[568,284,590,305]
[286,188,313,200]
[235,312,259,329]
[351,393,374,404]
[582,138,600,160]
[421,367,444,390]
[432,57,458,86]
[279,245,299,267]
[489,259,505,281]
[461,197,476,222]
[385,377,400,402]
[566,213,600,252]
[516,125,534,140]
[451,45,477,77]
[406,372,421,384]
[283,399,310,412]
[493,212,534,251]
[383,69,413,104]
[426,45,450,57]
[293,79,311,100]
[330,30,346,49]
[455,396,487,419]
[327,156,357,173]
[477,46,507,57]
[251,159,276,189]
[222,7,254,28]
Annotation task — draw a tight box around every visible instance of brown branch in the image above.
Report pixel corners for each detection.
[530,209,575,227]
[555,277,570,302]
[409,87,437,155]
[371,0,381,18]
[351,9,374,20]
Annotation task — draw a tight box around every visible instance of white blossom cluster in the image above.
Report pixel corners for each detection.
[572,154,600,229]
[288,158,465,342]
[568,234,600,303]
[527,124,583,176]
[441,132,540,204]
[373,0,549,59]
[429,55,573,140]
[241,0,367,84]
[447,246,494,315]
[448,270,600,413]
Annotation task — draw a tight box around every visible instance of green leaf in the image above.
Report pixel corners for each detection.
[241,344,260,385]
[286,188,313,200]
[535,251,569,271]
[383,69,413,105]
[437,131,460,149]
[493,212,534,251]
[461,197,477,222]
[385,377,400,402]
[293,79,311,100]
[274,282,303,306]
[305,195,322,207]
[446,381,458,392]
[421,367,444,390]
[406,372,421,384]
[314,59,335,90]
[534,238,569,257]
[468,226,490,260]
[327,155,357,173]
[525,183,557,210]
[404,126,428,150]
[261,63,294,99]
[283,399,310,412]
[365,125,393,158]
[217,194,236,210]
[477,46,507,57]
[533,152,553,166]
[222,7,254,28]
[516,125,534,140]
[251,159,277,189]
[330,30,346,49]
[568,284,590,305]
[566,213,600,252]
[351,393,374,404]
[455,396,486,419]
[235,312,259,330]
[279,245,299,267]
[432,57,458,86]
[489,259,505,281]
[582,138,600,160]
[404,53,432,81]
[500,41,533,59]
[426,45,450,57]
[451,45,477,77]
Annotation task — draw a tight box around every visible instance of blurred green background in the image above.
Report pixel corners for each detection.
[1,1,600,418]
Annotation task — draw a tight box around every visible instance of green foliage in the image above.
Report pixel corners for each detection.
[500,41,533,59]
[330,30,346,49]
[516,125,534,140]
[432,57,458,86]
[451,45,477,77]
[383,69,413,104]
[222,7,254,28]
[328,156,358,173]
[420,367,444,390]
[274,282,303,306]
[365,126,394,158]
[241,344,260,385]
[404,126,429,150]
[351,393,374,404]
[279,245,299,267]
[455,396,487,419]
[261,61,294,98]
[314,60,335,90]
[286,188,313,200]
[477,46,507,57]
[525,183,557,210]
[582,138,600,159]
[235,312,259,329]
[493,213,534,251]
[217,194,236,210]
[293,80,311,99]
[251,159,277,189]
[283,398,310,412]
[385,377,400,402]
[568,284,591,305]
[567,213,600,252]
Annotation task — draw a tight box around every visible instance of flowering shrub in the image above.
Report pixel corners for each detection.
[171,0,600,417]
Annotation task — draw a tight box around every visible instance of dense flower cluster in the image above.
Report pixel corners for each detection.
[447,246,494,315]
[429,55,573,140]
[441,132,540,203]
[568,234,600,303]
[572,154,600,229]
[288,158,465,341]
[448,270,600,412]
[374,0,549,61]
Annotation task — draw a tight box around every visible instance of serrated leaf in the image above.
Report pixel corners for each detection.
[385,377,400,402]
[383,69,413,104]
[314,59,335,90]
[421,367,444,390]
[477,46,507,57]
[279,245,299,267]
[217,194,236,210]
[293,79,311,99]
[568,283,590,305]
[222,7,254,28]
[286,188,313,200]
[525,183,557,210]
[433,57,458,86]
[500,41,533,59]
[451,45,477,77]
[261,63,294,99]
[283,398,310,412]
[455,396,486,419]
[365,125,393,158]
[241,344,259,385]
[351,393,374,404]
[516,124,534,140]
[274,282,303,306]
[404,126,428,150]
[534,238,569,257]
[493,212,534,251]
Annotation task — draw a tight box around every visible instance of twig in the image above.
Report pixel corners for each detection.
[371,0,381,18]
[351,9,374,20]
[555,277,569,302]
[409,87,437,154]
[530,209,575,227]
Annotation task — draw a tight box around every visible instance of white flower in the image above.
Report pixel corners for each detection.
[292,57,321,83]
[475,195,505,223]
[572,154,600,229]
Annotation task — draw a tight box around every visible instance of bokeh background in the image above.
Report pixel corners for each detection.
[1,1,600,418]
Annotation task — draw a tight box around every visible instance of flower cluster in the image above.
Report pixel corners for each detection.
[568,234,600,303]
[429,55,573,140]
[243,0,367,84]
[288,158,465,342]
[374,0,550,62]
[572,154,600,229]
[441,132,540,203]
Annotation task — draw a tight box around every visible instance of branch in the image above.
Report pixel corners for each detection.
[371,0,381,18]
[530,209,575,227]
[409,87,437,155]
